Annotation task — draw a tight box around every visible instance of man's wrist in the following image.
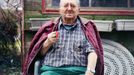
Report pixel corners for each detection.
[41,39,52,55]
[86,67,95,74]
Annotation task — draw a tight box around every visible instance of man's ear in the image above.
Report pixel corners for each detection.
[59,7,62,14]
[78,7,80,11]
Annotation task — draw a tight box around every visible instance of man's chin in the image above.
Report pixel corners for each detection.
[65,17,74,19]
[65,15,75,19]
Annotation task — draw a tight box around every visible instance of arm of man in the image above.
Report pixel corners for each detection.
[41,39,52,55]
[85,51,98,75]
[41,31,58,55]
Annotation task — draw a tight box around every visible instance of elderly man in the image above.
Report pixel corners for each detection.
[23,0,104,75]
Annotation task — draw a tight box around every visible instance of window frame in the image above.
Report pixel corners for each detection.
[41,0,134,15]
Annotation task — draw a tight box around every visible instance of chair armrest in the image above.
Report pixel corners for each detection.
[34,60,40,75]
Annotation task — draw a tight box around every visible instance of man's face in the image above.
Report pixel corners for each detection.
[59,0,79,19]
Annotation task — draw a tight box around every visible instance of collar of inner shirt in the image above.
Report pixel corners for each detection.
[58,17,80,30]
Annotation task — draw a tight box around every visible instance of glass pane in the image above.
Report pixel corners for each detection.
[80,0,89,7]
[131,0,134,7]
[92,0,128,7]
[46,0,60,7]
[52,0,60,6]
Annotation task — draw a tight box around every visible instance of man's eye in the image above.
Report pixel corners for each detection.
[63,4,76,8]
[64,4,68,7]
[70,4,76,8]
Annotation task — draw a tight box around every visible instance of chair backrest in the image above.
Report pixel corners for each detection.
[102,39,134,75]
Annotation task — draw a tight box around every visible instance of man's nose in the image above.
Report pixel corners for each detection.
[67,5,71,10]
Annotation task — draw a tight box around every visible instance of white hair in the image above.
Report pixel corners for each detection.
[60,0,80,7]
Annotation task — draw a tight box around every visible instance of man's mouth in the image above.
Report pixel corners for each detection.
[66,13,73,16]
[66,11,74,14]
[66,12,74,15]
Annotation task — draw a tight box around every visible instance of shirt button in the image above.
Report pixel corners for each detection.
[67,31,69,33]
[74,47,81,52]
[77,48,81,52]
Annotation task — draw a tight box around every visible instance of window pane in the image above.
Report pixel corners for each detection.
[45,0,132,8]
[80,0,89,7]
[92,0,128,7]
[131,0,134,7]
[46,0,60,7]
[52,0,60,6]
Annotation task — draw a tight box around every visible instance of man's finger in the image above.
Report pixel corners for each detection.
[52,33,56,38]
[53,35,56,38]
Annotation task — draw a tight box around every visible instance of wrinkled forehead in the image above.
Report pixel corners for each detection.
[60,0,79,7]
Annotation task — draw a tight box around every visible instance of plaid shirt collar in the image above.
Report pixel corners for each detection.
[58,17,80,30]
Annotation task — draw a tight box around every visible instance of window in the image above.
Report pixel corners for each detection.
[80,0,128,7]
[42,0,134,15]
[92,0,128,7]
[52,0,60,6]
[80,0,89,7]
[46,0,59,7]
[45,0,133,8]
[131,0,134,7]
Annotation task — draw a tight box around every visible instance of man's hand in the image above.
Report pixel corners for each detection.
[41,31,59,55]
[85,70,94,75]
[46,31,59,45]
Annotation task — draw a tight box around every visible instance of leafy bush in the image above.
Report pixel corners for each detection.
[0,6,21,74]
